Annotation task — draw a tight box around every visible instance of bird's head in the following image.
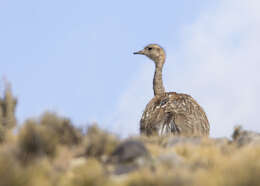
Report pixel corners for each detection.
[134,44,166,67]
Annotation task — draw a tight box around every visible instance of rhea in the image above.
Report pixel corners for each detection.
[134,44,210,136]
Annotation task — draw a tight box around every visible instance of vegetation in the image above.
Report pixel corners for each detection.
[1,82,260,186]
[0,81,17,142]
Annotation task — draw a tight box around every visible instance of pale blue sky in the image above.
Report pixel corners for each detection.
[1,1,260,137]
[0,1,211,121]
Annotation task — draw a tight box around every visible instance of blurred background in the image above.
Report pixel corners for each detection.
[1,0,259,137]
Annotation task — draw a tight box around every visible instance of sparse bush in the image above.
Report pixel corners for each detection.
[18,120,58,161]
[83,124,119,160]
[0,102,3,129]
[17,111,82,161]
[0,81,17,143]
[0,82,17,129]
[40,112,82,146]
[0,124,6,143]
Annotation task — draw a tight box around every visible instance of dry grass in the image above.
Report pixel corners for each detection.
[17,120,58,163]
[40,112,82,146]
[1,107,260,186]
[83,124,119,160]
[0,150,29,186]
[59,158,110,186]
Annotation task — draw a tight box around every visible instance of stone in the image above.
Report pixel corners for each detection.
[107,140,151,175]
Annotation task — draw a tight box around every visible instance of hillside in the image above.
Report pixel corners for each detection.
[1,85,260,186]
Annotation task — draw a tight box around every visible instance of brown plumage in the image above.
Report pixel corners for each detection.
[134,44,210,136]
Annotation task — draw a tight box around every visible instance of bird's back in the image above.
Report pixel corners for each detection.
[140,92,209,136]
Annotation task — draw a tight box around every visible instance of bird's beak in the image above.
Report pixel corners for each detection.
[133,49,145,55]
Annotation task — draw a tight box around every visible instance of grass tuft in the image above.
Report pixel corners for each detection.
[40,112,82,146]
[18,120,58,161]
[83,124,119,160]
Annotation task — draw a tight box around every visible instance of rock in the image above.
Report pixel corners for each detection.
[109,140,150,164]
[107,140,151,175]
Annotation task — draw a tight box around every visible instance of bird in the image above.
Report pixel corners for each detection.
[133,44,210,136]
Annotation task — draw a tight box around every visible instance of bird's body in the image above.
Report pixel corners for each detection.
[140,92,209,136]
[134,44,210,136]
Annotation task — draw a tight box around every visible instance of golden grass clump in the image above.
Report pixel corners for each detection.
[18,120,58,161]
[17,112,84,163]
[25,159,58,186]
[40,112,83,146]
[83,124,119,160]
[0,150,29,186]
[0,124,6,143]
[59,158,110,186]
[191,146,260,186]
[0,81,17,129]
[173,138,234,170]
[0,149,59,186]
[0,81,17,142]
[125,166,193,186]
[219,146,260,186]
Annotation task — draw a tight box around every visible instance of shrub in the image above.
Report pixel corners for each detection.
[40,112,82,146]
[0,82,17,129]
[83,124,119,160]
[0,81,17,143]
[0,124,6,143]
[18,120,58,161]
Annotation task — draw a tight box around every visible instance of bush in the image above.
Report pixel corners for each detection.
[18,120,58,161]
[83,124,119,160]
[40,112,83,146]
[0,82,17,129]
[0,81,17,143]
[0,124,6,143]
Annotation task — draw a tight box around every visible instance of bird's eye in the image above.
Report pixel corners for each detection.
[147,47,153,51]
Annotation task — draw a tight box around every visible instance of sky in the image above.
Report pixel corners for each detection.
[1,0,259,138]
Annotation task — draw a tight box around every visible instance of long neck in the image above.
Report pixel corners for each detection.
[153,60,165,96]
